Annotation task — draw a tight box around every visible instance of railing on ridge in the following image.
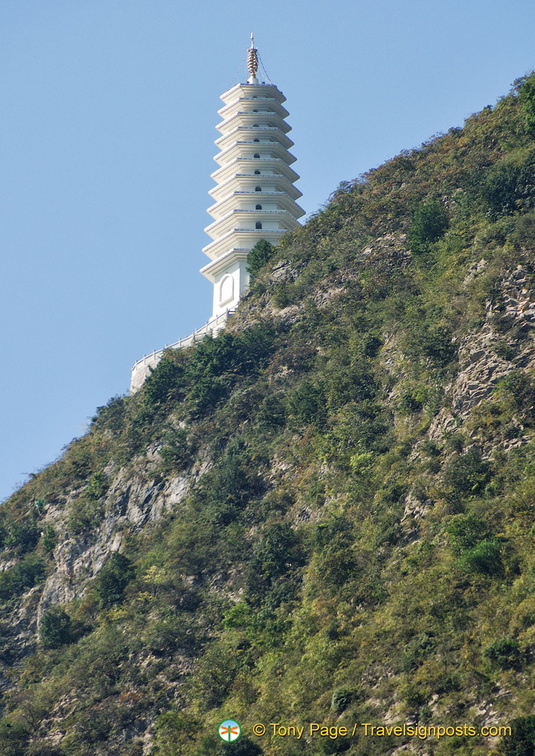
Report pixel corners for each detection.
[131,309,235,372]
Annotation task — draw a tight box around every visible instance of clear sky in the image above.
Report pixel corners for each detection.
[1,0,534,502]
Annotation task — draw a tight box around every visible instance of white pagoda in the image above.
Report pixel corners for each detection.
[201,38,304,319]
[130,39,303,392]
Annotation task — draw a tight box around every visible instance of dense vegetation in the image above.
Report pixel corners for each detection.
[0,74,535,755]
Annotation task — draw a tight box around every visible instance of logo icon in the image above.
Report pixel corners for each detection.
[219,719,241,742]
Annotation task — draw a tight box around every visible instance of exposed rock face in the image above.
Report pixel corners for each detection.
[430,264,535,442]
[37,467,196,620]
[361,232,410,260]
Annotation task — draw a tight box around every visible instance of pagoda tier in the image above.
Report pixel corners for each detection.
[201,52,304,320]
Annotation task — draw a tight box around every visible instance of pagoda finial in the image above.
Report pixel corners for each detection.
[247,33,258,84]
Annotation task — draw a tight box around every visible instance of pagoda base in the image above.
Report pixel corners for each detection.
[200,249,250,319]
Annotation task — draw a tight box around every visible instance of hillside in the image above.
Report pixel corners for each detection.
[0,74,535,756]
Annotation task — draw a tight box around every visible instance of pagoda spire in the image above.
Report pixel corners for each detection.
[247,34,259,84]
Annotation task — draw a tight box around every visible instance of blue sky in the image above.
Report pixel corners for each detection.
[1,0,534,502]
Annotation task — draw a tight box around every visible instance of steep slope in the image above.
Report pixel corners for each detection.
[0,74,535,756]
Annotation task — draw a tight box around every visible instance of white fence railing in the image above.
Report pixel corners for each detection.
[130,310,234,393]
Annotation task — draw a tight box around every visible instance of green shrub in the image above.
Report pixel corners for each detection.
[256,394,286,428]
[460,538,503,576]
[185,327,275,416]
[443,448,491,497]
[287,380,327,427]
[493,341,516,360]
[445,433,465,453]
[217,739,262,756]
[91,394,126,431]
[27,745,65,756]
[59,438,94,485]
[404,316,456,367]
[247,238,275,280]
[400,683,426,708]
[401,633,436,672]
[85,472,108,501]
[246,522,304,605]
[314,518,359,594]
[326,363,377,408]
[272,282,296,308]
[200,439,265,525]
[236,323,276,372]
[484,637,521,670]
[408,198,449,254]
[447,513,490,554]
[481,161,524,218]
[0,554,46,600]
[41,525,57,554]
[143,357,185,406]
[68,496,105,536]
[66,475,108,535]
[95,553,135,608]
[499,371,535,413]
[193,638,252,709]
[5,520,40,552]
[502,715,535,755]
[331,687,354,712]
[480,151,535,219]
[40,607,73,649]
[153,710,201,755]
[144,615,199,656]
[160,428,194,472]
[361,334,383,357]
[188,333,237,377]
[399,385,427,414]
[511,210,535,250]
[66,708,113,747]
[419,325,456,366]
[517,73,535,134]
[421,440,441,457]
[124,405,158,456]
[0,719,30,756]
[322,736,351,754]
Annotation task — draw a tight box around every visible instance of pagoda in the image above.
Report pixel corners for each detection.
[130,39,303,391]
[200,37,304,319]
